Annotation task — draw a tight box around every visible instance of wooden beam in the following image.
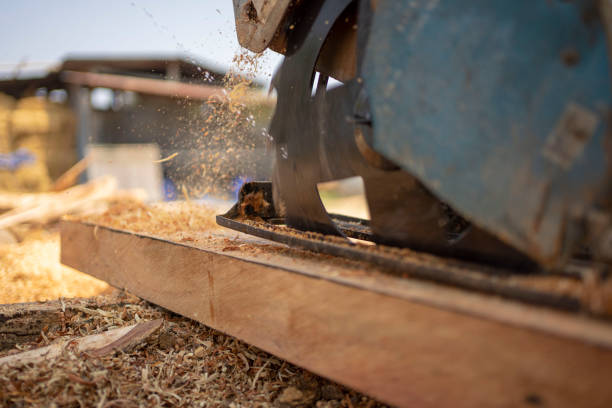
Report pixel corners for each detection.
[61,70,273,106]
[60,220,612,408]
[62,70,222,100]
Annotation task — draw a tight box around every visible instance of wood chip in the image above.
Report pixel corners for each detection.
[0,297,381,407]
[0,319,162,367]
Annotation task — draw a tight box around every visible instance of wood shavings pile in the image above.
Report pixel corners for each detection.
[0,176,146,231]
[0,293,385,408]
[77,200,221,236]
[0,230,108,304]
[75,200,335,268]
[0,174,147,304]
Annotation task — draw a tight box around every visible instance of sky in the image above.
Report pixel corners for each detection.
[0,0,282,82]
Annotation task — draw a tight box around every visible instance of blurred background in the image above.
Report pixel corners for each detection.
[0,0,368,304]
[0,0,282,201]
[0,0,288,303]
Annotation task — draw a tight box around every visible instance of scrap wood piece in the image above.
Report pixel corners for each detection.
[51,155,91,192]
[0,176,118,229]
[0,302,66,351]
[0,296,133,350]
[86,318,162,357]
[0,174,108,211]
[0,319,162,367]
[0,191,55,211]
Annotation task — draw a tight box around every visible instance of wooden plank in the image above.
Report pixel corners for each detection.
[60,220,612,408]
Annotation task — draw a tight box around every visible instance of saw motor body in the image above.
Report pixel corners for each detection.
[229,0,612,271]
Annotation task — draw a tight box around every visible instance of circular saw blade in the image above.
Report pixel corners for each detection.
[268,0,533,267]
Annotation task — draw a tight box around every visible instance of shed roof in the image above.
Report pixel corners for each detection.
[0,55,231,98]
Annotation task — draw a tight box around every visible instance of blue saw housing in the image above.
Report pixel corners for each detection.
[364,0,612,265]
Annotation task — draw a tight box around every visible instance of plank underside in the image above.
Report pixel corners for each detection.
[60,220,612,408]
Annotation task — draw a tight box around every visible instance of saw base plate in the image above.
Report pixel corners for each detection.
[218,182,611,317]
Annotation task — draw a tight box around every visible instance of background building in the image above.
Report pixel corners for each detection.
[0,56,274,199]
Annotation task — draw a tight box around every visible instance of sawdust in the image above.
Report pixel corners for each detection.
[0,229,109,304]
[230,218,612,317]
[0,293,386,408]
[236,190,273,218]
[508,275,584,300]
[72,200,325,264]
[76,200,220,236]
[169,51,273,199]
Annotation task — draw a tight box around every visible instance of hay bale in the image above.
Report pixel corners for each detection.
[5,132,51,192]
[5,96,76,188]
[11,97,63,135]
[0,165,51,193]
[45,108,77,180]
[0,93,15,154]
[11,164,51,192]
[12,133,46,158]
[0,93,14,108]
[13,98,77,180]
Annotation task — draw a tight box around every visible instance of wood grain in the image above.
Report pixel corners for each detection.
[60,220,612,408]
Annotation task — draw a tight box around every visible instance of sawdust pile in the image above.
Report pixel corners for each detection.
[74,199,333,269]
[0,294,385,408]
[0,230,108,304]
[78,200,220,236]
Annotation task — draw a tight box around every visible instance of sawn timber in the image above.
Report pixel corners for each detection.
[60,219,612,408]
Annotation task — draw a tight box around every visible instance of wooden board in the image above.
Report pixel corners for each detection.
[60,220,612,408]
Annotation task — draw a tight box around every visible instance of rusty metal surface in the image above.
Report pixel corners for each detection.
[237,0,612,268]
[363,0,612,266]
